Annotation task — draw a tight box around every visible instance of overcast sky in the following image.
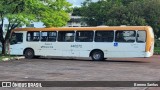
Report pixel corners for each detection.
[67,0,98,7]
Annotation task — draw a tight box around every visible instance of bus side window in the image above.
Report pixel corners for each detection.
[137,31,146,43]
[95,31,114,42]
[10,33,23,45]
[41,31,57,42]
[58,31,75,42]
[41,32,48,41]
[115,31,136,43]
[48,32,57,42]
[115,31,126,42]
[27,31,40,41]
[76,31,94,42]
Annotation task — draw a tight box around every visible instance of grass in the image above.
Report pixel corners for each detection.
[0,54,15,61]
[0,51,15,61]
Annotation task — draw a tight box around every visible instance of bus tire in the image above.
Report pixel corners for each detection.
[91,50,104,61]
[24,49,34,59]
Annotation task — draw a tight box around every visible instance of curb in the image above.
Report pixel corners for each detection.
[15,56,25,60]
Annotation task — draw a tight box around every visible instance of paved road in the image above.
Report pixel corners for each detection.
[0,55,160,90]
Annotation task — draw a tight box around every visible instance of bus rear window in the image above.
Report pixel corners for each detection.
[27,31,40,41]
[76,31,94,42]
[95,31,114,42]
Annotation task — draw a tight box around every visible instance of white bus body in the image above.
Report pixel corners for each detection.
[9,26,154,61]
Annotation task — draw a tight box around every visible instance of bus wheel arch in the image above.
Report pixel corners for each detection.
[23,48,35,59]
[90,49,104,61]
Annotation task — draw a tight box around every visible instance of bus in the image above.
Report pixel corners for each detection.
[9,26,154,61]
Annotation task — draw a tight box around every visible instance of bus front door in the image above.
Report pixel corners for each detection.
[10,33,24,55]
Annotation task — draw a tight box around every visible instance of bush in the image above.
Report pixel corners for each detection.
[154,40,160,54]
[155,40,160,47]
[154,47,160,55]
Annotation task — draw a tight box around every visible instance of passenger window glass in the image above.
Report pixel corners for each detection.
[115,31,136,42]
[95,31,114,42]
[76,31,94,42]
[27,31,40,41]
[10,33,23,45]
[41,31,57,42]
[137,31,146,43]
[58,31,75,42]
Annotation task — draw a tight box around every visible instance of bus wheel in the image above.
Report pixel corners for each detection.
[91,50,104,61]
[24,49,34,59]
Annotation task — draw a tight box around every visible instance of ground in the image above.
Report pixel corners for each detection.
[0,55,160,90]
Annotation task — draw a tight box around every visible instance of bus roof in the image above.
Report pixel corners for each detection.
[13,26,152,32]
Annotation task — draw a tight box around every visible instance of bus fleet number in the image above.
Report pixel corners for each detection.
[71,45,82,48]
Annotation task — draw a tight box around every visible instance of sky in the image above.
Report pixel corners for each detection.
[67,0,98,7]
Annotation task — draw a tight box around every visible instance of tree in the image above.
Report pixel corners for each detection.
[72,7,82,16]
[81,0,117,26]
[78,0,160,38]
[127,0,160,38]
[0,0,72,55]
[106,2,146,26]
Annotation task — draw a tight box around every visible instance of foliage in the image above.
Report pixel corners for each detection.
[154,47,160,55]
[0,0,72,54]
[0,0,72,27]
[154,39,160,54]
[155,40,160,47]
[76,0,160,38]
[72,7,83,16]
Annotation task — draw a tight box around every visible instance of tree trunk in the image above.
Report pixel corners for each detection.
[1,39,10,55]
[0,25,5,55]
[1,41,6,55]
